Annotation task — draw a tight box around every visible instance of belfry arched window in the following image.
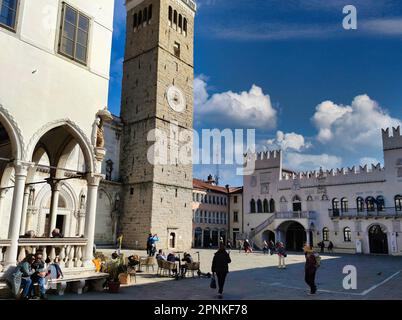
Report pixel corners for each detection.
[357,197,364,212]
[250,199,256,213]
[178,14,183,32]
[257,199,263,213]
[183,18,188,36]
[148,5,153,22]
[168,6,172,26]
[133,13,138,29]
[143,7,148,23]
[263,199,269,213]
[341,197,348,213]
[173,10,178,28]
[395,195,402,211]
[138,11,142,26]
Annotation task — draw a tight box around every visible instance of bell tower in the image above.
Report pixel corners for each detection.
[119,0,196,250]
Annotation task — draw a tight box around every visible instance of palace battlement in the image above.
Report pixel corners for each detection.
[245,150,282,170]
[280,162,385,186]
[382,126,402,151]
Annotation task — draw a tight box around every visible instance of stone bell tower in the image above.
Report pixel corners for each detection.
[119,0,196,250]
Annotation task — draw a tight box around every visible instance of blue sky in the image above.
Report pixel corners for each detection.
[108,0,402,187]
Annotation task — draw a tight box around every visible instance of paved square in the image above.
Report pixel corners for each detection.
[51,249,402,300]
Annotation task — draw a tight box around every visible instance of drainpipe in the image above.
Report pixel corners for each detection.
[226,185,230,243]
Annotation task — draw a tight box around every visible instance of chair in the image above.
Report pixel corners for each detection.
[184,262,200,278]
[127,266,137,283]
[144,256,156,272]
[157,259,163,276]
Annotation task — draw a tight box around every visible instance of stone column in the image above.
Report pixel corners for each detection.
[19,187,30,235]
[306,229,311,247]
[0,189,9,228]
[83,175,101,265]
[48,180,61,236]
[5,163,29,266]
[201,229,204,247]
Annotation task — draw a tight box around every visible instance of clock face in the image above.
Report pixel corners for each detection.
[167,85,186,112]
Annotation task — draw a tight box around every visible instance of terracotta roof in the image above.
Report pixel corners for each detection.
[193,178,242,194]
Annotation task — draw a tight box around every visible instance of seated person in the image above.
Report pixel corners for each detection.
[156,249,167,261]
[128,255,140,268]
[31,251,49,300]
[51,228,64,238]
[167,252,178,263]
[180,253,194,276]
[11,254,36,300]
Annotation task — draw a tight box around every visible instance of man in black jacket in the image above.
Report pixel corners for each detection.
[211,243,231,299]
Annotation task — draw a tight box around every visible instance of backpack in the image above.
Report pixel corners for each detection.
[313,253,321,268]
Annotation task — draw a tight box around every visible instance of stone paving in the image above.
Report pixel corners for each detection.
[50,248,402,300]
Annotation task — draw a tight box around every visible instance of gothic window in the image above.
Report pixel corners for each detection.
[105,159,114,181]
[138,11,142,26]
[332,198,340,215]
[322,194,329,201]
[292,195,302,212]
[341,197,348,213]
[280,196,287,203]
[58,3,90,65]
[269,199,276,213]
[395,195,402,211]
[143,7,148,24]
[356,197,364,212]
[148,5,152,22]
[322,227,329,241]
[257,199,263,213]
[168,6,172,26]
[133,13,138,29]
[307,195,313,202]
[0,0,18,31]
[174,42,180,57]
[263,199,269,213]
[178,14,182,32]
[183,18,187,36]
[343,227,352,242]
[173,10,177,28]
[376,196,385,211]
[366,197,376,212]
[250,199,256,213]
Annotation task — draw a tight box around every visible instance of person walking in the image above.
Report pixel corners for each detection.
[269,240,275,255]
[277,242,287,269]
[211,243,232,299]
[262,240,268,254]
[327,241,334,253]
[304,246,318,295]
[243,239,252,253]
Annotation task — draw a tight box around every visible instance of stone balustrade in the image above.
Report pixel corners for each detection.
[17,238,88,270]
[329,207,402,219]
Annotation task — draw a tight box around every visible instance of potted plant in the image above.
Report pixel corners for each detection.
[104,253,126,293]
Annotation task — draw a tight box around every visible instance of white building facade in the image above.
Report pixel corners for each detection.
[0,0,114,277]
[243,127,402,255]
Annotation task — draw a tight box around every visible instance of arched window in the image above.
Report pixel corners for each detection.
[263,199,269,213]
[293,195,301,202]
[178,14,183,32]
[356,197,364,212]
[168,6,172,26]
[133,13,138,29]
[341,197,348,213]
[307,195,313,202]
[269,199,276,213]
[292,195,302,212]
[183,18,188,35]
[332,198,340,214]
[343,227,352,242]
[395,195,402,211]
[138,11,143,26]
[143,7,148,23]
[322,194,329,201]
[148,4,153,22]
[250,199,256,213]
[280,196,287,203]
[366,197,376,212]
[376,196,385,211]
[173,10,178,28]
[257,199,263,213]
[323,227,329,241]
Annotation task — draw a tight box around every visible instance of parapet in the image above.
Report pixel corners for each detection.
[382,126,402,151]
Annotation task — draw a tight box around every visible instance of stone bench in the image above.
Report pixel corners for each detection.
[46,273,109,295]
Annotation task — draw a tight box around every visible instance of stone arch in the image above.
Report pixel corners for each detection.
[0,104,24,160]
[26,119,95,174]
[95,188,114,244]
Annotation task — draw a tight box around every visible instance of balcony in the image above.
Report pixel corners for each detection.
[275,211,317,220]
[329,208,402,219]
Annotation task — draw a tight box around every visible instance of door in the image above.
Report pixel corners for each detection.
[369,225,389,254]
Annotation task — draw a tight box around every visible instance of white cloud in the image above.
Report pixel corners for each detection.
[284,152,342,172]
[362,18,402,36]
[266,131,311,152]
[312,95,401,150]
[194,76,277,130]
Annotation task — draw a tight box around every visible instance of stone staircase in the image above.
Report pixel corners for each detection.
[249,214,276,240]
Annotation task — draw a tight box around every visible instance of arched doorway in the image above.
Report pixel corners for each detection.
[194,228,202,247]
[280,221,306,251]
[369,224,389,254]
[212,229,219,247]
[169,232,176,248]
[262,230,275,243]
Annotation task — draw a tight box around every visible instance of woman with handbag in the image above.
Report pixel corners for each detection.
[277,242,287,269]
[211,243,231,299]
